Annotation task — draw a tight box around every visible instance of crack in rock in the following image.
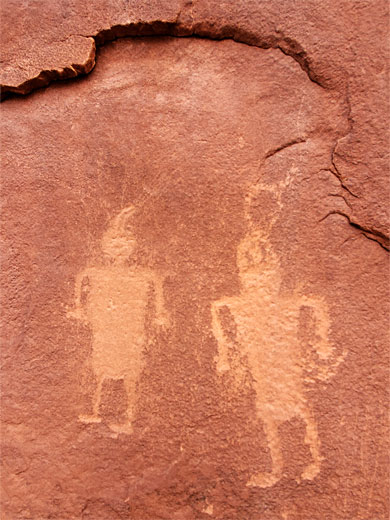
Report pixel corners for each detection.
[1,19,327,100]
[319,211,389,251]
[265,138,307,160]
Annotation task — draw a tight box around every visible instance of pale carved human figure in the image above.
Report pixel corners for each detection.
[211,179,345,488]
[68,206,169,435]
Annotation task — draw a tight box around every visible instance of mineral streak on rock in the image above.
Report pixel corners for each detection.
[1,2,389,520]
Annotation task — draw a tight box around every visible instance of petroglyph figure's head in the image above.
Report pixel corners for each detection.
[244,187,280,237]
[238,184,286,292]
[237,230,264,275]
[101,206,137,263]
[236,230,282,293]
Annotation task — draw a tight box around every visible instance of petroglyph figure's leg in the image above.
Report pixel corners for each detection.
[79,374,104,424]
[154,276,169,327]
[301,408,323,480]
[247,418,283,488]
[110,375,137,435]
[211,301,231,373]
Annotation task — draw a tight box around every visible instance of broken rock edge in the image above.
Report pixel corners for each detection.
[1,19,388,251]
[1,18,330,97]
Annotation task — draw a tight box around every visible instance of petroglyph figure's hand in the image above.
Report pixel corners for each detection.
[211,301,232,374]
[214,353,230,374]
[155,311,170,330]
[66,306,87,322]
[67,271,90,323]
[299,295,332,360]
[153,275,170,329]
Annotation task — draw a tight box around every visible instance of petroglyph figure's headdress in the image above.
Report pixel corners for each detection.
[101,205,137,260]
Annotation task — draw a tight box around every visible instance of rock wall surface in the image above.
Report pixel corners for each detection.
[1,1,389,519]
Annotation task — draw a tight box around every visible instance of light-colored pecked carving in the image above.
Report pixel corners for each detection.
[67,205,169,435]
[211,174,346,487]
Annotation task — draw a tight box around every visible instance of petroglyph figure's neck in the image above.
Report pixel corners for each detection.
[240,268,282,297]
[103,256,130,267]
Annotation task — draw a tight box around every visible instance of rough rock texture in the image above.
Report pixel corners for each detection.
[1,2,389,520]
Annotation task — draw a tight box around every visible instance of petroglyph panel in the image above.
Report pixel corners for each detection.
[2,34,388,520]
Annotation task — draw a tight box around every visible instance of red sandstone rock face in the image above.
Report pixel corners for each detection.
[1,3,389,520]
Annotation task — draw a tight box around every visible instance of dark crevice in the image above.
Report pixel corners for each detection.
[265,138,306,160]
[330,148,359,199]
[328,85,359,199]
[349,223,390,252]
[319,211,389,252]
[277,42,323,88]
[327,192,352,210]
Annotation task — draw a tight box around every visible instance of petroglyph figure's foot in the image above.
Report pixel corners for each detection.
[109,422,133,435]
[214,356,230,373]
[155,313,170,329]
[246,472,281,488]
[78,414,102,424]
[301,462,321,481]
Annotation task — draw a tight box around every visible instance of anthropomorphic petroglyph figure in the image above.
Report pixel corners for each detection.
[68,206,169,435]
[211,178,345,487]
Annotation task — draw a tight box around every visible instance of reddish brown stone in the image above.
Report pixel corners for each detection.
[1,2,389,520]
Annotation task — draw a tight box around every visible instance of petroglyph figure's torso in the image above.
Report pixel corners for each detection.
[82,266,152,380]
[222,288,306,423]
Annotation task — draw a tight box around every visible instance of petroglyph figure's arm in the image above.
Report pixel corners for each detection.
[153,274,169,328]
[67,270,89,321]
[211,300,232,373]
[300,295,332,360]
